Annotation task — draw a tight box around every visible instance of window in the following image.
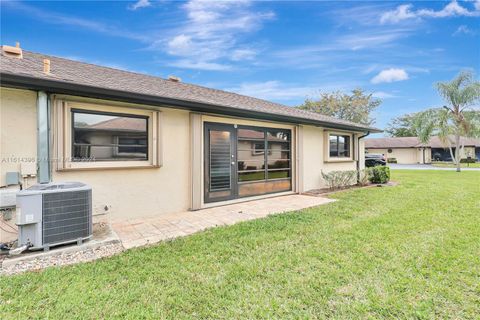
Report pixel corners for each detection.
[72,110,148,161]
[237,127,291,182]
[55,100,161,170]
[329,134,350,158]
[252,142,265,155]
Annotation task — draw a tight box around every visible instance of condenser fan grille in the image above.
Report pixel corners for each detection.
[42,190,92,245]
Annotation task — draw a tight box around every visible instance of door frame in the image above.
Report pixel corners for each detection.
[203,122,237,203]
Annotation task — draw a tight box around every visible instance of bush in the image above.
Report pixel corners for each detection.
[387,158,397,163]
[357,169,370,186]
[367,166,390,184]
[460,157,477,164]
[321,170,357,189]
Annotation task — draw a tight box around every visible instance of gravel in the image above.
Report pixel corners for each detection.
[1,242,124,276]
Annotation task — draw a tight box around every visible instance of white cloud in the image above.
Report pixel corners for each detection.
[453,25,474,35]
[167,34,193,56]
[418,1,473,18]
[129,0,151,10]
[338,30,409,50]
[380,4,417,24]
[154,0,274,69]
[475,0,480,11]
[372,91,396,99]
[231,49,257,61]
[381,0,480,24]
[225,81,317,101]
[371,68,409,84]
[168,59,232,71]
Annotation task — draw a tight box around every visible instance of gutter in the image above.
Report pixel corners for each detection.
[1,72,382,134]
[357,131,370,182]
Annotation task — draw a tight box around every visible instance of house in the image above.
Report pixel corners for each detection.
[365,136,480,164]
[0,45,380,242]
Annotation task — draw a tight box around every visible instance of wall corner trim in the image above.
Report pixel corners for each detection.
[37,91,51,183]
[296,125,304,194]
[190,113,203,210]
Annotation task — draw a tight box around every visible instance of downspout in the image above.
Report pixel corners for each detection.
[37,91,51,183]
[356,131,370,183]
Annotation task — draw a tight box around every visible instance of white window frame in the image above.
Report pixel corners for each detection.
[55,100,162,170]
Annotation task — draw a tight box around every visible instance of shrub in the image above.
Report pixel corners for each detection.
[321,170,357,189]
[367,166,390,184]
[357,169,370,186]
[460,157,477,164]
[387,158,397,163]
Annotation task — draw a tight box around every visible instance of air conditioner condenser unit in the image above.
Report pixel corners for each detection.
[16,182,92,251]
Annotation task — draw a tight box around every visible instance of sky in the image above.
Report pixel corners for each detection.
[1,0,479,135]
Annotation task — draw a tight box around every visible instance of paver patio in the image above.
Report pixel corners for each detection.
[111,194,334,249]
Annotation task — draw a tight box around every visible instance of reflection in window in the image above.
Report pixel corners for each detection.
[72,110,148,161]
[329,134,350,158]
[252,142,265,155]
[237,127,291,183]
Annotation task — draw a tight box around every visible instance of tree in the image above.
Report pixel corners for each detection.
[414,71,480,172]
[296,88,381,126]
[385,113,419,137]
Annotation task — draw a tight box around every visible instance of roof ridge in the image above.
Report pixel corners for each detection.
[2,49,381,131]
[19,50,370,128]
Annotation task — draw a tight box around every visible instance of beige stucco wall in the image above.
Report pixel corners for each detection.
[302,125,358,191]
[1,88,365,243]
[52,104,191,221]
[0,88,38,187]
[462,147,476,159]
[424,148,432,163]
[0,88,38,242]
[367,148,421,164]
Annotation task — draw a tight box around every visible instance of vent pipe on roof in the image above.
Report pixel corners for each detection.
[43,59,51,74]
[2,42,23,58]
[168,75,181,82]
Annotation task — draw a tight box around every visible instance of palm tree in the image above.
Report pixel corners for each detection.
[415,71,480,172]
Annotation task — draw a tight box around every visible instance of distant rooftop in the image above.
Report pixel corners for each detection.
[365,136,480,149]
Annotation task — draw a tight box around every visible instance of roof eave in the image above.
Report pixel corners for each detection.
[0,72,382,133]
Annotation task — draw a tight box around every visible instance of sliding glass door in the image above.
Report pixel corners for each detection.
[204,122,292,203]
[237,127,292,198]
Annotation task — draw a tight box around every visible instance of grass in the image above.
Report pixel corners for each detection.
[431,161,480,168]
[1,171,479,319]
[239,170,289,181]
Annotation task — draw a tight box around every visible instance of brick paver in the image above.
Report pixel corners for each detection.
[111,195,335,249]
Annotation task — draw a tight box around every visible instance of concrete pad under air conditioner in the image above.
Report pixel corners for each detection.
[1,222,122,274]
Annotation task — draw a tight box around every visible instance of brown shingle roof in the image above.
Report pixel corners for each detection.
[0,49,380,132]
[365,136,480,149]
[87,117,147,132]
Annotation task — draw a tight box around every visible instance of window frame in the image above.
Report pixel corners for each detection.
[325,131,354,162]
[55,100,162,170]
[252,142,265,155]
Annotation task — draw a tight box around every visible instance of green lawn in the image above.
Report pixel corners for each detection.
[1,171,479,319]
[431,161,480,168]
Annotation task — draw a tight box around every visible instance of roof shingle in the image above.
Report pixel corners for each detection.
[0,49,380,132]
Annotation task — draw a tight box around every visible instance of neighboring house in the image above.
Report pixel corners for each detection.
[0,45,380,242]
[365,136,480,164]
